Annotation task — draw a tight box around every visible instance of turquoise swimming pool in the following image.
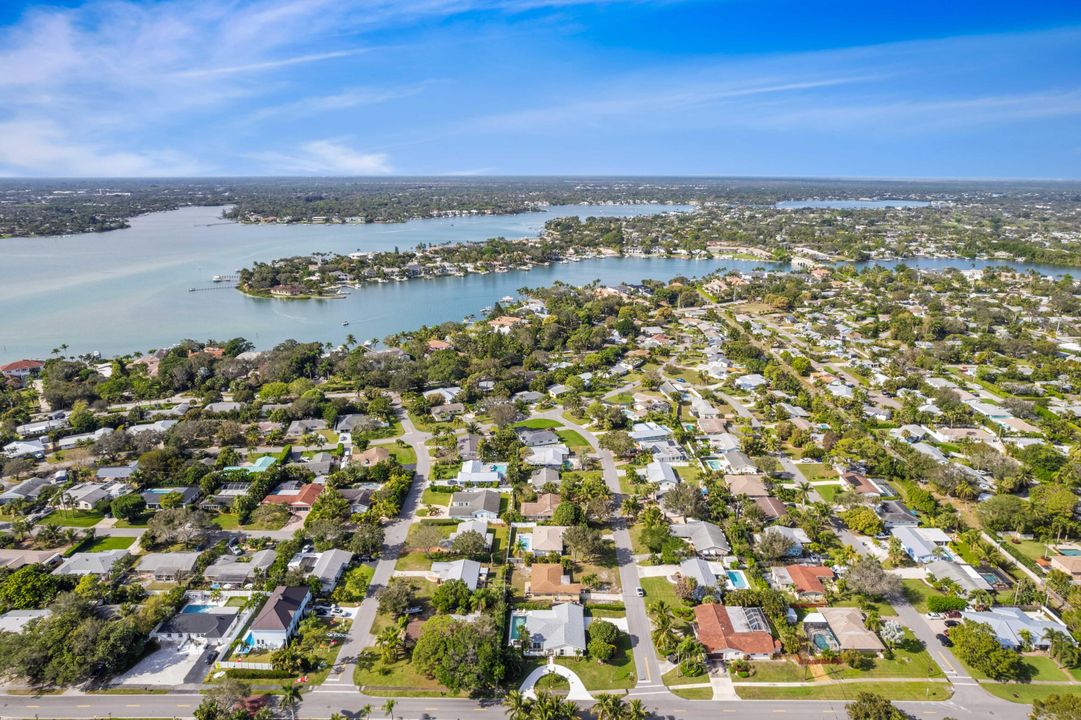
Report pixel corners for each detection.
[726,570,750,590]
[510,615,527,641]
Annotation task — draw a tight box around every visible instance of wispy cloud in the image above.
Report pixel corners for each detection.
[172,49,368,78]
[252,139,392,175]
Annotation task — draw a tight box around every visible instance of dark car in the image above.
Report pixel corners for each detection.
[936,633,952,647]
[944,620,959,628]
[205,650,218,664]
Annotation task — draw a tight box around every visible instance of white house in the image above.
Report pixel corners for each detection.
[513,603,587,657]
[246,586,311,650]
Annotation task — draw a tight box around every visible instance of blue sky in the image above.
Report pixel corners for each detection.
[0,0,1079,178]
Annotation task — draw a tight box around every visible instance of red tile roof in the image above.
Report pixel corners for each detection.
[693,604,778,656]
[0,359,44,373]
[785,565,835,594]
[262,483,323,508]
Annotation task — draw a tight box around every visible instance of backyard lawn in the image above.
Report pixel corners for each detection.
[384,443,417,465]
[40,510,103,527]
[556,429,590,451]
[815,484,842,503]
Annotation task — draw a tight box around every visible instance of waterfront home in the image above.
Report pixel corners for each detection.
[514,603,586,657]
[137,552,201,581]
[891,526,951,564]
[448,489,501,520]
[693,604,778,660]
[246,586,311,650]
[428,558,483,591]
[959,607,1067,650]
[670,521,731,558]
[52,549,129,577]
[489,316,526,334]
[527,563,582,601]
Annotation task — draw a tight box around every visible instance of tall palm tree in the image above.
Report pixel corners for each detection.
[626,698,649,720]
[592,693,627,720]
[382,699,397,720]
[796,481,812,506]
[279,684,302,720]
[503,689,533,720]
[357,704,373,719]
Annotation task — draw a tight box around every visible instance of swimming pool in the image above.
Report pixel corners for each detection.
[725,570,750,590]
[182,604,215,614]
[518,534,533,552]
[705,459,724,471]
[1058,549,1081,556]
[509,615,527,641]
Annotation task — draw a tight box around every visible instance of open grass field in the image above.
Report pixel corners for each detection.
[81,535,135,552]
[555,632,635,690]
[39,510,103,527]
[515,419,563,429]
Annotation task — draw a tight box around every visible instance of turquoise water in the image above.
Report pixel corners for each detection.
[1059,549,1081,556]
[704,459,724,471]
[518,534,533,552]
[182,604,214,614]
[726,570,750,590]
[812,633,832,650]
[224,456,276,473]
[510,615,527,641]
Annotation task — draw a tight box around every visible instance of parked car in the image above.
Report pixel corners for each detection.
[205,650,218,664]
[936,633,952,647]
[635,586,645,597]
[944,620,959,628]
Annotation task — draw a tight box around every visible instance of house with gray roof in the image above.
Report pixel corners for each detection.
[670,521,731,557]
[429,558,483,591]
[137,552,201,581]
[448,489,501,520]
[960,607,1067,649]
[515,602,586,657]
[247,586,311,650]
[204,549,276,585]
[52,549,128,577]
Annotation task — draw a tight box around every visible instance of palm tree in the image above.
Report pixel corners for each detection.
[279,684,302,720]
[382,699,397,720]
[592,693,627,720]
[503,689,533,720]
[357,704,373,719]
[626,698,649,720]
[795,481,812,506]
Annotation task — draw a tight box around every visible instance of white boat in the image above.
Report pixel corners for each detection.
[500,295,515,303]
[342,321,350,326]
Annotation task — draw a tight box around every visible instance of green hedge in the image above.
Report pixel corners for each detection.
[223,668,295,679]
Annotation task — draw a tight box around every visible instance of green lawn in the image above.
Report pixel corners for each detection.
[556,429,590,450]
[607,393,634,405]
[354,650,463,698]
[674,465,702,486]
[82,536,135,552]
[980,683,1080,704]
[384,443,417,465]
[421,487,452,506]
[901,578,946,614]
[735,681,951,701]
[39,510,103,527]
[1009,539,1049,565]
[515,419,563,429]
[815,484,842,503]
[742,661,813,683]
[639,576,685,610]
[670,686,713,700]
[823,642,944,680]
[555,633,635,690]
[832,596,898,617]
[796,463,835,482]
[212,512,289,531]
[662,665,708,687]
[534,673,570,694]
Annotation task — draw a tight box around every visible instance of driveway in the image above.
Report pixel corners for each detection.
[519,662,593,701]
[114,642,207,687]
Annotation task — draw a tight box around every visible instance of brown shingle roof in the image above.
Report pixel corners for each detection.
[529,563,582,597]
[521,493,560,518]
[785,565,835,594]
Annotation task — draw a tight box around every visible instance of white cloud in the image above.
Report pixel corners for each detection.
[254,140,392,175]
[0,121,205,176]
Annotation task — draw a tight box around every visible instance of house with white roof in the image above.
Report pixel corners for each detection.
[892,526,952,564]
[429,558,483,591]
[960,607,1068,649]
